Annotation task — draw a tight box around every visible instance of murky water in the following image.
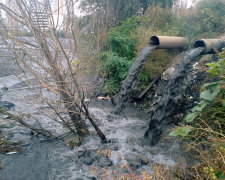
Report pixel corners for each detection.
[144,47,205,145]
[113,45,157,114]
[0,45,182,179]
[0,90,180,179]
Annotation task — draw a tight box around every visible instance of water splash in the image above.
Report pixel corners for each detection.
[144,47,205,145]
[113,45,157,114]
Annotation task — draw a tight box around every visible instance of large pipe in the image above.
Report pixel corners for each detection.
[193,39,225,54]
[149,36,187,49]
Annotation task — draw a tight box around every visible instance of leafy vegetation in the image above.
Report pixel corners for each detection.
[99,16,142,94]
[99,0,225,176]
[105,16,141,59]
[79,0,140,25]
[170,49,225,137]
[169,48,225,179]
[98,0,225,95]
[100,52,135,95]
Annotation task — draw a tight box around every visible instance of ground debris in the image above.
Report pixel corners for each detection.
[64,136,83,148]
[0,138,23,154]
[0,101,15,110]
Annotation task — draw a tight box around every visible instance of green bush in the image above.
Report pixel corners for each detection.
[143,6,175,31]
[154,0,225,41]
[105,16,141,59]
[106,32,137,59]
[99,52,135,94]
[100,0,225,95]
[99,16,142,94]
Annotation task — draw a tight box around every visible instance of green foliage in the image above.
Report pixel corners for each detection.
[106,16,141,59]
[110,16,141,35]
[160,0,225,41]
[196,0,225,34]
[170,81,222,137]
[143,6,175,31]
[79,0,140,24]
[139,0,173,12]
[206,55,225,78]
[100,52,134,81]
[173,15,202,41]
[200,82,221,102]
[138,71,150,84]
[99,52,135,94]
[199,8,224,33]
[106,33,137,59]
[102,80,121,95]
[100,16,144,94]
[99,0,225,95]
[197,0,225,18]
[169,126,192,137]
[170,48,225,137]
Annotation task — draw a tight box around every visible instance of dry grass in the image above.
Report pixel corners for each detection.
[89,149,179,180]
[134,26,180,80]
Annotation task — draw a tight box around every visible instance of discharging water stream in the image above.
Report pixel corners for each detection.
[113,45,157,114]
[0,44,183,179]
[144,47,205,145]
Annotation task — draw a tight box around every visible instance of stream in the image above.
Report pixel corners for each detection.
[0,44,183,179]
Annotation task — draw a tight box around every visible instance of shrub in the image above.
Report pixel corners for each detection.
[143,6,175,31]
[169,49,225,179]
[105,16,141,59]
[99,0,225,95]
[99,52,135,95]
[106,32,137,59]
[99,16,143,94]
[197,0,225,34]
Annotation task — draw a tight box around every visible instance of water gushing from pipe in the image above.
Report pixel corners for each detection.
[113,45,157,114]
[144,47,205,145]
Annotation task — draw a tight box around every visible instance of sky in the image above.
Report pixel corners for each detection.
[0,0,196,18]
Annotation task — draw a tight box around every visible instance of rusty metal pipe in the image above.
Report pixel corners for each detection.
[149,36,187,49]
[193,39,225,54]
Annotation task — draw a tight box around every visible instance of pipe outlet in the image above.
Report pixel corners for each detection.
[193,39,225,54]
[149,36,187,49]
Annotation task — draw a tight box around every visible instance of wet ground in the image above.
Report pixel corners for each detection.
[0,42,184,179]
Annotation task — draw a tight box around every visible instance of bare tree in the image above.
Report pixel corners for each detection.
[0,0,106,143]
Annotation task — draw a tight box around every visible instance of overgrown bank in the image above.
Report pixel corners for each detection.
[168,49,225,179]
[97,0,225,95]
[92,0,225,179]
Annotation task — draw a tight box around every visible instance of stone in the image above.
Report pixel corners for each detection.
[78,150,97,165]
[1,87,8,91]
[0,101,15,110]
[0,130,12,140]
[162,67,175,81]
[64,136,83,148]
[0,122,15,129]
[93,156,113,167]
